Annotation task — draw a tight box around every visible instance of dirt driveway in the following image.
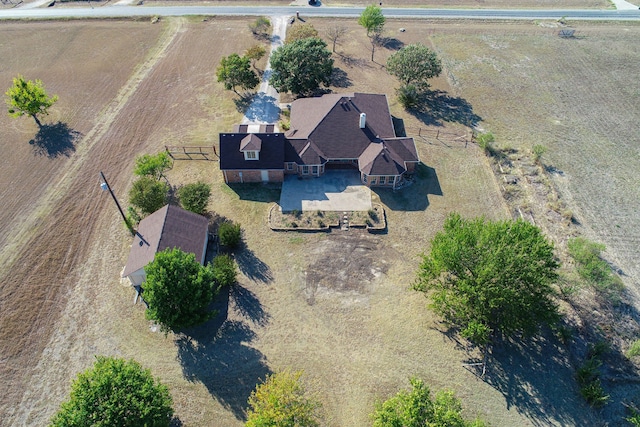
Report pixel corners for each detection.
[279,170,372,212]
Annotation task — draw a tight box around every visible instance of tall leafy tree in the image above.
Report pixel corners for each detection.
[414,213,560,349]
[217,53,260,95]
[372,378,486,427]
[246,370,321,427]
[386,43,442,89]
[358,5,385,61]
[129,176,169,216]
[143,248,220,332]
[5,75,58,127]
[134,151,172,180]
[50,356,173,427]
[269,37,334,96]
[358,5,385,36]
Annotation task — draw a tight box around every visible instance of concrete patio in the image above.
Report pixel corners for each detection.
[279,170,372,212]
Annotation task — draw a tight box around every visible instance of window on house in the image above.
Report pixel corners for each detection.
[379,176,386,185]
[312,165,318,175]
[363,174,367,183]
[302,165,309,174]
[287,163,294,170]
[371,178,377,185]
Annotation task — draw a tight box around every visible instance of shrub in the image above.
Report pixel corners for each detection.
[128,176,169,216]
[178,182,211,215]
[368,209,378,222]
[568,237,624,296]
[218,221,242,249]
[476,132,495,155]
[396,84,420,110]
[579,379,609,408]
[627,339,640,359]
[532,144,547,163]
[249,16,271,38]
[211,254,237,287]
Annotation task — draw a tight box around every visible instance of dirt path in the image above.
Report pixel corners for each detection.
[1,18,185,424]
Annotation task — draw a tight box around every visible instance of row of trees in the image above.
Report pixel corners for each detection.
[51,360,485,427]
[216,10,442,106]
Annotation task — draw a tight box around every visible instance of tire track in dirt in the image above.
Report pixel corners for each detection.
[0,18,185,422]
[0,18,183,281]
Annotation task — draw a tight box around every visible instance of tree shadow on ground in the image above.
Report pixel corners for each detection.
[373,162,442,211]
[233,92,256,114]
[226,183,281,203]
[381,36,404,51]
[337,53,372,69]
[464,335,597,426]
[243,92,280,123]
[29,121,81,158]
[176,319,270,421]
[230,284,270,327]
[331,67,352,88]
[235,242,274,285]
[409,90,482,128]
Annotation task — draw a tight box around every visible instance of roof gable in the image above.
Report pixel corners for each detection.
[240,134,262,151]
[122,205,208,277]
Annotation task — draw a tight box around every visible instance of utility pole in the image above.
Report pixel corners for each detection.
[99,171,134,236]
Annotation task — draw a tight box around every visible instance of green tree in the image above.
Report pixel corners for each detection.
[5,75,58,127]
[269,37,334,96]
[414,213,560,349]
[358,5,385,61]
[218,221,242,249]
[286,23,319,44]
[246,370,321,427]
[129,176,169,216]
[358,5,385,37]
[50,356,173,427]
[134,151,172,180]
[217,53,260,95]
[245,44,267,70]
[143,248,219,332]
[372,378,486,427]
[386,43,442,89]
[178,182,211,215]
[212,254,237,287]
[249,16,271,39]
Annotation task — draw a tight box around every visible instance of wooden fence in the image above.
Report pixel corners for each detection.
[407,127,473,148]
[165,145,218,161]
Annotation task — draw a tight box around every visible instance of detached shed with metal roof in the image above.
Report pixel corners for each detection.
[122,204,209,287]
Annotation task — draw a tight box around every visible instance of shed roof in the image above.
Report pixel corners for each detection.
[122,205,209,277]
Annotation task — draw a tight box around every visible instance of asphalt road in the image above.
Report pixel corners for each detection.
[0,4,639,21]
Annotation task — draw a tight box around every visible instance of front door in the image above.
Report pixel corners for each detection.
[261,170,269,182]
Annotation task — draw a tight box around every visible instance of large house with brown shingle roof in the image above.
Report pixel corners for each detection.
[122,204,209,287]
[219,93,419,189]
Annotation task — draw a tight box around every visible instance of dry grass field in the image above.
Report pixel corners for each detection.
[1,14,639,427]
